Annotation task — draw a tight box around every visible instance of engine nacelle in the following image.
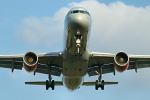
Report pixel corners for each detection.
[23,51,38,72]
[114,51,129,72]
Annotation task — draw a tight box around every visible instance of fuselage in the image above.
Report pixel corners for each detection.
[62,7,92,91]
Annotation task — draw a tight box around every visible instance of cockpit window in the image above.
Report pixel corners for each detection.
[83,11,90,16]
[70,10,90,16]
[73,10,79,13]
[80,10,84,13]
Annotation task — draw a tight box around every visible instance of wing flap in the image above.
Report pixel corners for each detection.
[88,68,114,76]
[0,59,23,70]
[128,60,150,70]
[88,63,114,76]
[35,63,62,76]
[87,52,115,76]
[35,68,61,76]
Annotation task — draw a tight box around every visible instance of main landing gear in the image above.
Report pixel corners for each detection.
[95,80,104,90]
[46,65,55,90]
[95,67,105,90]
[46,80,55,90]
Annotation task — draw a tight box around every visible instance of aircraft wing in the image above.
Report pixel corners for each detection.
[36,52,63,76]
[88,52,150,76]
[0,54,23,72]
[0,52,63,76]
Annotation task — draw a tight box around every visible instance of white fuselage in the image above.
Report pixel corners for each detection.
[62,7,92,91]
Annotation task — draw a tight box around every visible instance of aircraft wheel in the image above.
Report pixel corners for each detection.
[101,85,104,90]
[95,80,99,90]
[46,80,49,90]
[51,80,55,90]
[101,80,104,90]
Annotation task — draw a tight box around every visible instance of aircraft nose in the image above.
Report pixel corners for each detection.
[68,14,90,29]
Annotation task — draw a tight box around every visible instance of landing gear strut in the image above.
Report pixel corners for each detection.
[46,65,55,90]
[74,30,82,56]
[95,66,105,90]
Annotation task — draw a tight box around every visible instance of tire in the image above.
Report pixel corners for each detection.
[46,80,49,90]
[51,80,55,90]
[101,80,104,90]
[95,80,99,90]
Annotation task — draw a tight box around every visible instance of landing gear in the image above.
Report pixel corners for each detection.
[95,80,104,90]
[46,65,55,90]
[95,66,105,90]
[46,80,55,90]
[74,30,82,56]
[75,40,81,56]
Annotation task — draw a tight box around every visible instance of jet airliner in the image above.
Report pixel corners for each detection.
[1,7,150,91]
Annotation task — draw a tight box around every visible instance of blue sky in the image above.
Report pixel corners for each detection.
[0,0,150,100]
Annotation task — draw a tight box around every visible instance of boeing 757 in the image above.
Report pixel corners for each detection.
[1,7,150,91]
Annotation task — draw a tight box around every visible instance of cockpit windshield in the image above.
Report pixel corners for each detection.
[70,10,90,16]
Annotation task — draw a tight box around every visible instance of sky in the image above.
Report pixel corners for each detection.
[0,0,150,100]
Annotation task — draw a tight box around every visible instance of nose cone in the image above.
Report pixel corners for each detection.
[67,14,90,31]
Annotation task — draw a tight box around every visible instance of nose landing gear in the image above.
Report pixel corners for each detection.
[74,30,82,56]
[76,43,81,56]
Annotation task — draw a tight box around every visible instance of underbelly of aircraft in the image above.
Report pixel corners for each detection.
[63,60,88,78]
[62,49,90,90]
[62,56,88,90]
[63,76,83,91]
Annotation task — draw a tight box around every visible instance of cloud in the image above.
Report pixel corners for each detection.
[16,7,70,49]
[69,0,150,54]
[16,0,150,54]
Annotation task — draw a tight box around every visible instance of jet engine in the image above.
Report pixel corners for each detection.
[23,51,38,72]
[114,51,129,72]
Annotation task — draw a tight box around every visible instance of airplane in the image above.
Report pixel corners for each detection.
[1,7,150,91]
